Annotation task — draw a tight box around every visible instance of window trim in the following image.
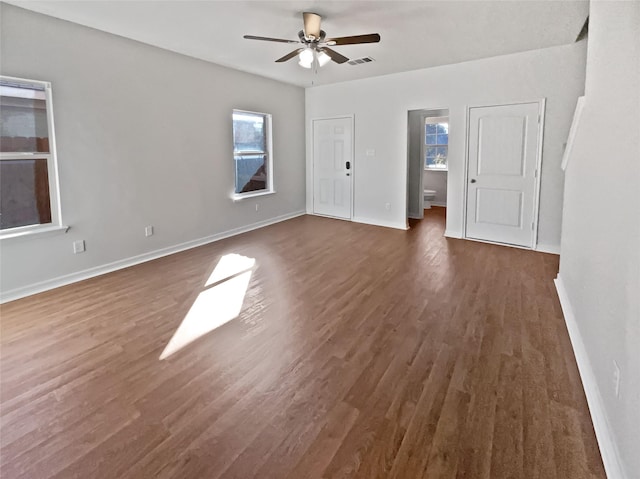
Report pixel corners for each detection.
[423,116,449,171]
[232,109,274,200]
[0,75,63,238]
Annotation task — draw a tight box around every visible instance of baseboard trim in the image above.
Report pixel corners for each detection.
[1,210,306,304]
[444,229,462,239]
[309,212,408,231]
[431,201,447,207]
[535,243,561,255]
[554,275,627,479]
[351,216,409,230]
[309,212,352,223]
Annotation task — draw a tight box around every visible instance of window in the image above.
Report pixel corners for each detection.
[1,76,61,235]
[424,117,448,170]
[232,110,273,197]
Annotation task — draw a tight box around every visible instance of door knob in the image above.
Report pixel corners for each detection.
[346,161,351,170]
[470,179,477,183]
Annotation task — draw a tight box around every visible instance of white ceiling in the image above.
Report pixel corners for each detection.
[5,1,589,87]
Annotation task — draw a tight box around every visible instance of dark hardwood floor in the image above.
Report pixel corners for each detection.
[0,208,605,478]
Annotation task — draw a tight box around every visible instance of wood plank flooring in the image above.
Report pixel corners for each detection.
[0,208,605,478]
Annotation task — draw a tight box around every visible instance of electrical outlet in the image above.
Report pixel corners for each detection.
[73,240,85,254]
[145,225,154,237]
[385,202,391,211]
[613,360,621,398]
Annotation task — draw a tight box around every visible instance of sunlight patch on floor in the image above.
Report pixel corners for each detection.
[160,254,255,360]
[205,253,255,287]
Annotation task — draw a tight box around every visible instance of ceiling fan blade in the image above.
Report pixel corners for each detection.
[275,48,305,63]
[326,33,381,46]
[303,12,322,39]
[243,35,299,44]
[320,47,349,64]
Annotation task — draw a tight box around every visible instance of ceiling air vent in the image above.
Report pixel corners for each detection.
[347,57,375,66]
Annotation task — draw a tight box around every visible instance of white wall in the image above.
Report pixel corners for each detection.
[0,4,306,299]
[423,171,448,206]
[306,42,587,242]
[558,2,640,478]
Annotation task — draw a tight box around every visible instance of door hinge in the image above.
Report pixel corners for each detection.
[537,114,541,124]
[531,222,535,231]
[535,169,538,178]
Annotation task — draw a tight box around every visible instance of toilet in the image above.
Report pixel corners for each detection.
[423,189,436,209]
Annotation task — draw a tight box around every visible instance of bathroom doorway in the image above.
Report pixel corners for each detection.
[406,108,449,223]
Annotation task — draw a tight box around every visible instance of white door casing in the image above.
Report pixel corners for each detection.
[313,117,353,219]
[465,102,543,248]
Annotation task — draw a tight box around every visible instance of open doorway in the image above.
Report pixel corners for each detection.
[406,108,449,226]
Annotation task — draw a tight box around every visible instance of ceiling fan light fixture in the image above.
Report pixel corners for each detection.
[244,12,381,69]
[298,48,314,68]
[317,50,331,67]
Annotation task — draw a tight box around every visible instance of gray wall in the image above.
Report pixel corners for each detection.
[407,108,448,218]
[558,2,639,478]
[406,110,424,218]
[0,4,306,297]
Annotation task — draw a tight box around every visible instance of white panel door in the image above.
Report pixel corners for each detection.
[313,117,353,219]
[466,102,542,247]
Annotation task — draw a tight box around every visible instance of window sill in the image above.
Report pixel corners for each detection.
[0,225,70,241]
[232,190,276,202]
[425,168,448,172]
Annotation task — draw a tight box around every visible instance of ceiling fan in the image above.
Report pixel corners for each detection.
[244,12,380,69]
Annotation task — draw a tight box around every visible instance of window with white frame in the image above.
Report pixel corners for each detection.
[424,117,448,170]
[232,110,273,197]
[0,76,61,235]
